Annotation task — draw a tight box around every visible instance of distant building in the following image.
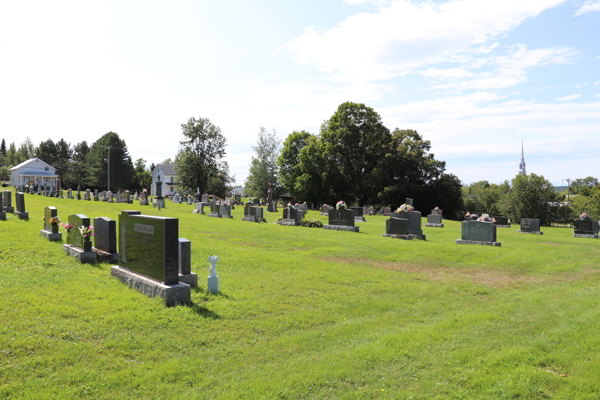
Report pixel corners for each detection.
[232,187,245,196]
[151,164,177,197]
[519,141,526,175]
[9,158,57,188]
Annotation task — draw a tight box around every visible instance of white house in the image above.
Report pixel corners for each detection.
[10,158,57,189]
[151,164,177,197]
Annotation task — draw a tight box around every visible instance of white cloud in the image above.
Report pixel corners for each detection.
[287,0,566,82]
[422,67,474,80]
[574,0,600,16]
[574,82,588,88]
[595,81,600,87]
[556,94,581,101]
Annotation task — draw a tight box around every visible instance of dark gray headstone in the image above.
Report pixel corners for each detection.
[283,207,303,223]
[350,207,363,217]
[405,198,413,206]
[244,206,263,219]
[574,219,594,235]
[461,221,497,242]
[44,206,58,233]
[494,216,510,226]
[427,214,442,224]
[15,192,25,213]
[67,214,91,250]
[386,217,409,235]
[520,218,540,233]
[390,211,423,235]
[327,209,355,227]
[3,191,11,208]
[118,211,179,285]
[94,217,117,254]
[179,238,191,275]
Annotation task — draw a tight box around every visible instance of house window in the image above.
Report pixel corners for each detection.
[45,167,49,171]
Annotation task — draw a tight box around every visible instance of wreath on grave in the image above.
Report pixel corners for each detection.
[336,201,346,210]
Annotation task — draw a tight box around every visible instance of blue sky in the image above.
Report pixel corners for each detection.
[1,0,599,187]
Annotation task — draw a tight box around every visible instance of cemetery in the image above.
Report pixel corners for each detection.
[1,187,600,399]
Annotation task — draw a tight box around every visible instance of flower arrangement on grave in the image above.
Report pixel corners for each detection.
[477,213,495,223]
[470,213,479,219]
[395,203,413,213]
[434,206,440,210]
[49,216,60,225]
[336,201,347,210]
[60,222,75,233]
[579,213,591,220]
[78,225,95,241]
[465,212,471,217]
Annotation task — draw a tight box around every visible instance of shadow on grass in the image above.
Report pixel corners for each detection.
[188,301,221,319]
[192,286,232,299]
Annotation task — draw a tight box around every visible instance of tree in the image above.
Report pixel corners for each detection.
[293,135,329,205]
[421,173,464,220]
[16,137,36,164]
[206,161,235,198]
[571,176,598,197]
[0,139,6,166]
[36,139,58,166]
[86,132,135,190]
[320,102,391,206]
[508,173,557,225]
[277,130,314,195]
[176,116,227,195]
[161,158,173,165]
[6,142,17,167]
[571,186,600,221]
[134,158,152,191]
[245,127,282,199]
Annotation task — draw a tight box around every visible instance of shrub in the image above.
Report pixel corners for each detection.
[299,218,323,228]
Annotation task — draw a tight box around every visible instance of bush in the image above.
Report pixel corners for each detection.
[299,218,323,228]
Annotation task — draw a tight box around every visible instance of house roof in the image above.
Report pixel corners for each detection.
[155,164,176,175]
[18,171,57,177]
[10,158,54,171]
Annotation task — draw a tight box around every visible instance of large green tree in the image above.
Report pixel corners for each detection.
[176,116,227,195]
[277,130,313,196]
[508,173,557,225]
[86,132,134,191]
[571,185,600,221]
[6,142,17,167]
[245,127,281,199]
[320,102,391,206]
[134,158,152,191]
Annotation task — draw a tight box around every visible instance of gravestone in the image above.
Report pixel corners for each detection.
[207,256,220,295]
[178,238,197,287]
[107,191,113,203]
[155,177,164,208]
[40,206,61,241]
[208,203,233,218]
[187,195,193,205]
[381,217,411,239]
[116,191,122,203]
[0,202,5,221]
[59,189,64,198]
[202,194,209,203]
[382,207,392,216]
[320,205,332,215]
[124,190,131,204]
[140,190,148,206]
[493,216,511,228]
[406,198,413,206]
[425,213,444,228]
[93,217,118,262]
[193,202,206,215]
[63,214,96,263]
[172,193,181,204]
[390,211,425,238]
[350,207,365,222]
[324,209,359,232]
[14,192,28,220]
[267,202,277,213]
[457,221,501,246]
[111,211,190,306]
[518,218,543,235]
[243,205,266,222]
[279,207,303,226]
[431,208,443,216]
[76,185,81,200]
[573,219,597,238]
[3,191,13,213]
[67,189,72,199]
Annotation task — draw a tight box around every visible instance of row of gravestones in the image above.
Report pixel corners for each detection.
[0,191,29,220]
[38,206,222,307]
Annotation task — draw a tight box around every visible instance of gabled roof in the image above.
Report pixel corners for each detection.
[10,158,54,171]
[155,164,176,175]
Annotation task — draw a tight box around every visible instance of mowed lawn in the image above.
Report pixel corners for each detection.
[1,189,600,399]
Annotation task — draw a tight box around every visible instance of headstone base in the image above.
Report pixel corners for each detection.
[494,225,511,228]
[4,207,14,213]
[63,244,97,264]
[381,233,412,240]
[517,230,543,235]
[425,223,444,228]
[14,211,29,220]
[572,233,598,239]
[40,229,62,242]
[0,211,5,221]
[242,216,267,223]
[139,200,148,206]
[456,239,501,247]
[324,225,360,232]
[208,213,232,219]
[355,217,366,222]
[111,266,191,307]
[92,247,119,263]
[179,273,197,288]
[278,219,299,226]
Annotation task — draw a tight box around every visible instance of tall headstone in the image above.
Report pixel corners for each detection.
[67,189,72,199]
[107,191,113,203]
[84,189,91,200]
[3,191,13,213]
[40,206,62,241]
[178,238,197,287]
[14,192,28,220]
[518,218,543,235]
[457,221,501,246]
[324,208,359,232]
[202,193,208,203]
[76,184,81,200]
[124,190,131,204]
[187,195,193,205]
[93,217,118,262]
[279,207,303,226]
[156,177,164,208]
[140,190,148,206]
[111,211,190,306]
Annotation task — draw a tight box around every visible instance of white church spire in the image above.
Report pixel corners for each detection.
[519,139,526,175]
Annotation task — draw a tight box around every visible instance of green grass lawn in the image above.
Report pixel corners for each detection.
[1,189,600,399]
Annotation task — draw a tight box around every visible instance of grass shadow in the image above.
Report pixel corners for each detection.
[188,301,221,319]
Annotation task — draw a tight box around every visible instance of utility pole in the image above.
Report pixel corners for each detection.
[566,178,571,202]
[105,146,111,192]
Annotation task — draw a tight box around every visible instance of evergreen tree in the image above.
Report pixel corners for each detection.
[86,132,134,191]
[245,127,281,199]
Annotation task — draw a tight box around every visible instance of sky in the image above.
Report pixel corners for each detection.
[1,0,599,187]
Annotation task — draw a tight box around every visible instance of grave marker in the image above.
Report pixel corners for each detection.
[517,218,543,235]
[14,192,29,220]
[40,206,62,241]
[324,208,359,232]
[93,217,118,262]
[457,221,501,246]
[63,214,96,263]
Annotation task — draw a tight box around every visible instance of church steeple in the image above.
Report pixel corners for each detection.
[519,140,526,175]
